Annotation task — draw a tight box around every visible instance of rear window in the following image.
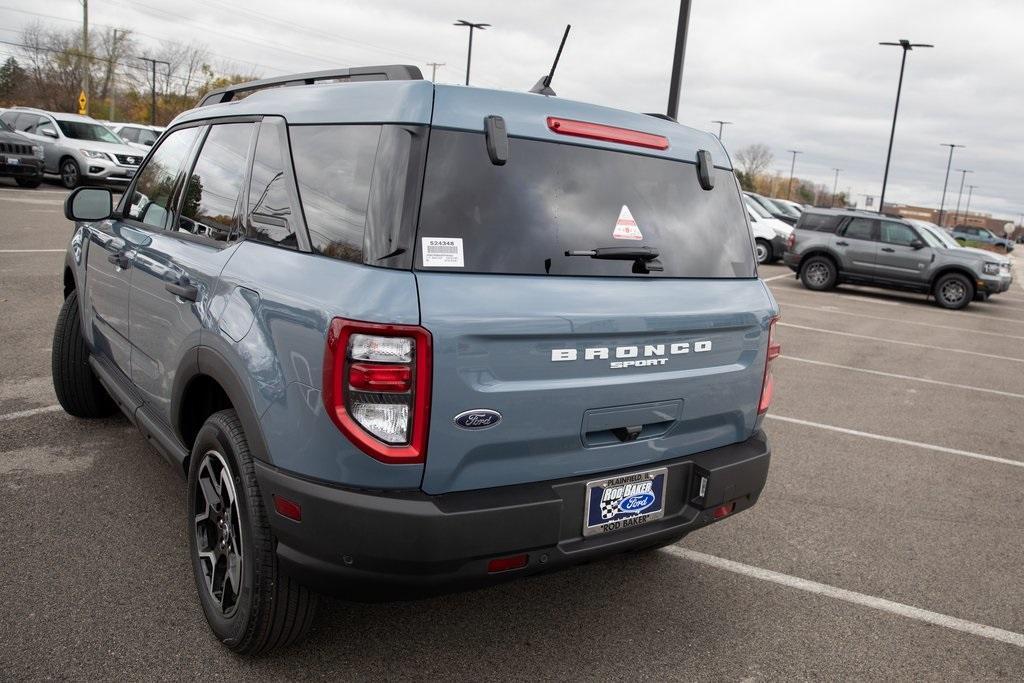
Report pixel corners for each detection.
[415,131,755,278]
[797,212,844,232]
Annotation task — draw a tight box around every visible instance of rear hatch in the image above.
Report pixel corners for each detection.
[415,88,777,495]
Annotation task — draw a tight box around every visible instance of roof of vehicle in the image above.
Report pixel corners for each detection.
[13,107,98,123]
[173,78,731,167]
[801,207,908,221]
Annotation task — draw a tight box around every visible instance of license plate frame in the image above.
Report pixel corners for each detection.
[582,466,667,537]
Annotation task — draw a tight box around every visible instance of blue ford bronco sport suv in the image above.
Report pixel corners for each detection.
[54,66,779,653]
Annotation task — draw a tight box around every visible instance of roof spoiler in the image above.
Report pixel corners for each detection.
[197,65,423,107]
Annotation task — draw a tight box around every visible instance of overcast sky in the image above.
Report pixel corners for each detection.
[3,0,1021,220]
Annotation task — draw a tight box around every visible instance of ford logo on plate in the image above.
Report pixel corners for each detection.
[618,492,656,514]
[453,409,502,430]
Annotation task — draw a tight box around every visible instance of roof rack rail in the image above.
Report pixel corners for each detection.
[197,65,423,107]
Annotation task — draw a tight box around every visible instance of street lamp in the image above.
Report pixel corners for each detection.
[936,143,964,227]
[786,150,802,200]
[963,184,978,223]
[454,19,490,86]
[952,168,973,225]
[831,168,842,208]
[711,120,732,140]
[877,39,933,213]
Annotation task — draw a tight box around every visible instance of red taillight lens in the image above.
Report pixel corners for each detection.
[487,554,529,573]
[323,318,432,464]
[786,232,796,250]
[712,502,736,519]
[758,316,781,415]
[547,117,669,150]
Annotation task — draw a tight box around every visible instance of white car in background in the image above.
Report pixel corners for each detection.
[773,198,804,215]
[745,198,792,264]
[109,123,164,151]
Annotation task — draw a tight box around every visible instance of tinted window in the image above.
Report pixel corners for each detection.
[798,212,843,232]
[55,120,122,144]
[137,129,159,146]
[416,131,755,278]
[178,123,254,241]
[290,124,381,262]
[843,217,877,241]
[127,126,201,229]
[119,127,139,142]
[247,120,297,249]
[880,221,917,246]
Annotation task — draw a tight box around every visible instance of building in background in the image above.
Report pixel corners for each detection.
[882,203,1021,240]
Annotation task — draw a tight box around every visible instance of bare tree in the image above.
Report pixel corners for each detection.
[734,144,774,179]
[96,28,135,102]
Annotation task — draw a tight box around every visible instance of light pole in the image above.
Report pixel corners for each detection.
[878,39,933,214]
[711,120,732,140]
[666,0,692,120]
[454,20,489,86]
[952,168,972,225]
[786,150,801,200]
[936,143,964,227]
[963,184,978,223]
[137,56,170,125]
[427,62,445,81]
[831,168,842,207]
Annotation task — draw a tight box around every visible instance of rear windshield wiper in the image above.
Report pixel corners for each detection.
[565,246,663,273]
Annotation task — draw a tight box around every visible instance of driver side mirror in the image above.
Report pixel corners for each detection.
[40,127,58,139]
[143,139,155,146]
[910,239,925,250]
[64,187,113,222]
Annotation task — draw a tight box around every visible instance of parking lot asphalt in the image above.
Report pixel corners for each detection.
[2,179,1023,679]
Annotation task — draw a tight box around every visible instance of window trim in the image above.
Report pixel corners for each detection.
[242,116,312,252]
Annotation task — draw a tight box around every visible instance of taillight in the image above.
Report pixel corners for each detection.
[322,318,431,464]
[786,232,796,250]
[546,117,669,150]
[758,316,781,414]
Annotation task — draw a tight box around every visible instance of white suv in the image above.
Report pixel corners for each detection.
[0,108,144,188]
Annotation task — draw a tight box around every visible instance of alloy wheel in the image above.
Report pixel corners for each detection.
[940,280,966,306]
[755,242,769,264]
[193,450,243,617]
[806,262,829,287]
[61,161,79,188]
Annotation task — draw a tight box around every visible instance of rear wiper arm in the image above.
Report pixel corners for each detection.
[565,246,663,273]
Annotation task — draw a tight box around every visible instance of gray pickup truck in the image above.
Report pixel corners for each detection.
[783,208,1012,309]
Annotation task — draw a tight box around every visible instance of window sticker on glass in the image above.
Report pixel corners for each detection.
[421,237,464,267]
[612,204,643,240]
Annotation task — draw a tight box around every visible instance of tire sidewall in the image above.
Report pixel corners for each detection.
[61,159,80,189]
[187,416,259,647]
[754,239,771,265]
[934,274,973,310]
[801,256,836,291]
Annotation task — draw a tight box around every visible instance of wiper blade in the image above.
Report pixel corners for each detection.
[565,246,660,261]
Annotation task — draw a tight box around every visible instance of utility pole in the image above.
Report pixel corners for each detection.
[786,150,802,200]
[110,28,120,120]
[936,143,963,227]
[877,39,932,213]
[81,0,90,115]
[711,120,732,140]
[963,184,978,223]
[831,168,842,208]
[137,56,170,125]
[952,168,972,226]
[666,0,692,120]
[454,20,489,86]
[427,62,445,81]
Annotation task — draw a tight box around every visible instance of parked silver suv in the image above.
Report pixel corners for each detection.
[783,208,1012,309]
[0,108,144,188]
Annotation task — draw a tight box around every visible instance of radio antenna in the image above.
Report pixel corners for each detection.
[530,24,571,96]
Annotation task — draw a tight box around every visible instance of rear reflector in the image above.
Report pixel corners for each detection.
[547,117,669,150]
[348,363,412,392]
[273,495,302,522]
[487,554,529,573]
[712,502,735,520]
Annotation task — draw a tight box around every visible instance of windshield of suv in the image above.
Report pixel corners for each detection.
[745,197,772,219]
[55,119,122,144]
[416,131,756,278]
[0,118,11,132]
[767,198,800,218]
[919,224,959,248]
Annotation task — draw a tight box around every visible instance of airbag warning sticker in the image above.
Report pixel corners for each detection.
[421,237,465,267]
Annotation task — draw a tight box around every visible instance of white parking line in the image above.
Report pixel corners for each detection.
[780,356,1024,399]
[0,196,64,206]
[776,301,1024,341]
[769,285,903,306]
[766,414,1024,469]
[0,249,65,253]
[664,547,1024,649]
[761,273,792,282]
[0,404,61,421]
[779,322,1024,364]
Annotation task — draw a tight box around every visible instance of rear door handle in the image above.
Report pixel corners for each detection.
[165,278,199,302]
[881,247,895,252]
[107,252,130,269]
[836,241,849,246]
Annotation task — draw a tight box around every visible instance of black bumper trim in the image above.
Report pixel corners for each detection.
[255,432,771,594]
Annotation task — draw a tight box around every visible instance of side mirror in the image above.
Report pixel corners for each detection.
[143,139,155,147]
[910,239,925,250]
[64,187,113,222]
[40,127,58,139]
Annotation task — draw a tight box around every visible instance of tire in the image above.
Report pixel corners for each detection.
[754,239,772,265]
[799,255,837,291]
[15,177,42,188]
[188,409,318,654]
[60,157,81,189]
[933,273,974,310]
[51,290,114,418]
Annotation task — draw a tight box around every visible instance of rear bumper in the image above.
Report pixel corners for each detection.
[783,251,801,272]
[255,432,771,595]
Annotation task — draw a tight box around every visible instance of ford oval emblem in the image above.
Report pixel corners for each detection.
[453,409,502,430]
[618,492,656,514]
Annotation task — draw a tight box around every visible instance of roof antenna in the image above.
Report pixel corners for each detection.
[530,24,571,96]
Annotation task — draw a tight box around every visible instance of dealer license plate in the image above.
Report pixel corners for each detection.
[6,157,18,165]
[583,467,667,537]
